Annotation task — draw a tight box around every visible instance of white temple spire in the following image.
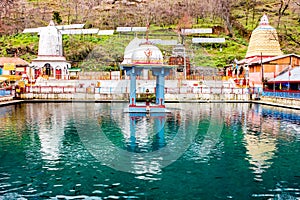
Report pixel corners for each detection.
[259,14,269,26]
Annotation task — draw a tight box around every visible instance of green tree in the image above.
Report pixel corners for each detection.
[52,11,62,24]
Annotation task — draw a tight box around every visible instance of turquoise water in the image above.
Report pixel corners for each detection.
[0,103,300,199]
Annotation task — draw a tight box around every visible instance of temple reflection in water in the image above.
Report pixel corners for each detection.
[0,102,299,199]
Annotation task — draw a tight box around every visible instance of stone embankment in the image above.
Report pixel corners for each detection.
[260,96,300,110]
[1,95,300,111]
[0,96,13,102]
[18,80,249,101]
[1,79,300,109]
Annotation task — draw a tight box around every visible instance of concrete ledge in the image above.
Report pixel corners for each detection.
[166,100,252,103]
[22,99,128,103]
[0,98,300,111]
[0,99,24,107]
[252,100,300,110]
[0,96,14,102]
[259,96,300,110]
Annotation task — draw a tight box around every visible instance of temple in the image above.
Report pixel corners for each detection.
[225,14,300,88]
[121,39,177,113]
[245,14,283,58]
[29,21,71,80]
[23,21,99,80]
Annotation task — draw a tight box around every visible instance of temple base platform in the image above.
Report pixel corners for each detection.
[124,103,170,113]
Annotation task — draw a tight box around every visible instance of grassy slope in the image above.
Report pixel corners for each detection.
[1,23,247,69]
[0,0,299,70]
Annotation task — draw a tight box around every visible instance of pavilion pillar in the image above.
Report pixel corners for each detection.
[156,75,165,105]
[130,71,137,106]
[155,76,160,104]
[61,67,64,80]
[122,66,142,107]
[53,66,56,79]
[153,67,167,106]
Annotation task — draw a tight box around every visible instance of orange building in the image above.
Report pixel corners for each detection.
[246,54,300,86]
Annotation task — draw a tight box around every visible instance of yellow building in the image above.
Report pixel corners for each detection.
[0,56,29,81]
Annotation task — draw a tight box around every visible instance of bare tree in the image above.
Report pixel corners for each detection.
[277,0,291,28]
[213,0,234,36]
[243,0,257,26]
[293,0,300,22]
[0,0,14,14]
[284,25,300,46]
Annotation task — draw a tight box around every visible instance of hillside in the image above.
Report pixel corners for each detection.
[0,0,300,70]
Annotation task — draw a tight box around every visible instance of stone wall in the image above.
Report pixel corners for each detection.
[261,96,300,107]
[0,96,14,102]
[20,93,129,101]
[20,92,249,101]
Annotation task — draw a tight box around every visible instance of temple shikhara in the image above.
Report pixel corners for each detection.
[27,21,71,80]
[245,14,283,59]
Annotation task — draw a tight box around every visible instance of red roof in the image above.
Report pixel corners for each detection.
[238,54,300,66]
[0,57,29,66]
[238,56,273,65]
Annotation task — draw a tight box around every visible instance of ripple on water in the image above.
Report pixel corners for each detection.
[92,190,103,194]
[135,175,161,181]
[93,184,109,187]
[0,193,26,200]
[54,195,102,199]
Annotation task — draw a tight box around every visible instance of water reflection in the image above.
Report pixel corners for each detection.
[185,103,224,162]
[0,103,299,199]
[37,105,66,163]
[244,134,276,182]
[74,103,200,175]
[126,113,166,153]
[244,105,278,182]
[243,105,300,185]
[124,113,166,178]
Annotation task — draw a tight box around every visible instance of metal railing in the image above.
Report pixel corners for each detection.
[0,88,12,96]
[262,90,300,99]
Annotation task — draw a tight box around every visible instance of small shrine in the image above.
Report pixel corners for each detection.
[121,39,177,113]
[0,57,29,82]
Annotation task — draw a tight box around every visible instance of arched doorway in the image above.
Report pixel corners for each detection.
[55,66,62,79]
[43,63,53,77]
[34,67,41,79]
